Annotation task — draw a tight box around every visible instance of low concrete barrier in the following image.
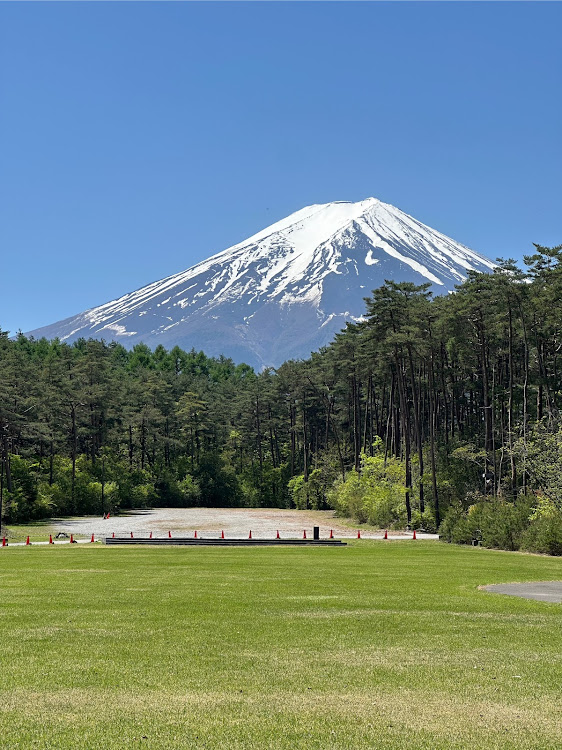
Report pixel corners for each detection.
[105,537,346,546]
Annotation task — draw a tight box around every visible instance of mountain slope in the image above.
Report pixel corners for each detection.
[27,198,495,368]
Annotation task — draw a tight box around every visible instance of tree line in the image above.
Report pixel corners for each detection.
[1,243,561,553]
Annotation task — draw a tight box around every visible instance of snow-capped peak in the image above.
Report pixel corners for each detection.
[27,198,495,368]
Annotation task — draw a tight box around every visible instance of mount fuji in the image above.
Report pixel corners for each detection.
[27,198,495,368]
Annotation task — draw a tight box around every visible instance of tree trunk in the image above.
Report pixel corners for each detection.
[408,345,424,513]
[395,352,412,524]
[507,305,516,495]
[428,348,440,527]
[302,390,308,482]
[71,404,77,509]
[0,434,13,492]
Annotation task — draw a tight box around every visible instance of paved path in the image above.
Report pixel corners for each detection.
[483,582,562,603]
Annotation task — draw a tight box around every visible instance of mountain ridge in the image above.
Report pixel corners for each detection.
[27,198,495,368]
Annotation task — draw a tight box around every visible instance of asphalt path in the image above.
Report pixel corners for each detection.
[483,582,562,603]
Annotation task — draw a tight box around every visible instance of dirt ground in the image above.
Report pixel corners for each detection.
[51,507,438,541]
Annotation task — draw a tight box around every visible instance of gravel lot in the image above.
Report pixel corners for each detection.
[52,507,438,541]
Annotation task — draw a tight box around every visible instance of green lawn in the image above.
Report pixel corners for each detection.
[0,541,560,749]
[1,520,57,544]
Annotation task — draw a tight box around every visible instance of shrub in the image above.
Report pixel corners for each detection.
[439,503,474,544]
[440,496,535,551]
[327,440,407,527]
[178,474,201,505]
[521,498,562,555]
[410,508,438,533]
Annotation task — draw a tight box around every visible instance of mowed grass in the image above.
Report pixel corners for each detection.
[2,521,57,544]
[0,542,561,749]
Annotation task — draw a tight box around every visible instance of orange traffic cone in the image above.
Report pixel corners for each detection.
[49,534,53,544]
[194,530,197,538]
[248,530,252,539]
[130,532,134,539]
[90,534,95,543]
[413,529,417,540]
[70,534,74,544]
[357,530,361,539]
[2,536,7,547]
[303,529,307,539]
[384,529,388,540]
[276,530,280,539]
[112,532,115,539]
[329,529,334,539]
[26,536,31,545]
[168,530,172,539]
[149,531,153,539]
[221,530,225,539]
[107,512,110,519]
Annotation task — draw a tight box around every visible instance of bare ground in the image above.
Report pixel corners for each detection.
[51,507,438,541]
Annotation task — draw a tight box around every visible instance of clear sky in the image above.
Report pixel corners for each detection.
[1,1,560,335]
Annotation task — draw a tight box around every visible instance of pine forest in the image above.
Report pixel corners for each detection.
[1,244,562,554]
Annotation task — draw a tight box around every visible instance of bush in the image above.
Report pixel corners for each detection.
[287,469,327,511]
[327,441,407,527]
[521,498,562,555]
[440,496,535,551]
[328,470,366,521]
[439,503,474,544]
[410,508,438,533]
[177,474,201,505]
[474,499,533,551]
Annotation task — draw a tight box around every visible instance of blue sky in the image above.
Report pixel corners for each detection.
[1,1,561,334]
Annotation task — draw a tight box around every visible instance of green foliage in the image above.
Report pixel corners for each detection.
[2,244,562,556]
[471,499,534,551]
[517,423,562,511]
[328,440,407,527]
[288,469,325,510]
[438,495,562,554]
[194,451,242,507]
[439,503,474,545]
[521,511,562,556]
[177,474,201,505]
[409,508,438,533]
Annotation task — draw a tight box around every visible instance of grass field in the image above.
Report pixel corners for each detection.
[0,541,560,749]
[1,520,57,544]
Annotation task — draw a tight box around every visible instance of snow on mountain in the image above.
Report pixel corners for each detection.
[27,198,495,368]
